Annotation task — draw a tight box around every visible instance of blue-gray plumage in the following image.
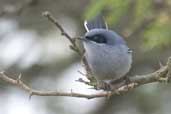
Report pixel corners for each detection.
[82,16,132,81]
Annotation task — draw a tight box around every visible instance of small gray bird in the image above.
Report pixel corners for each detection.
[81,15,132,82]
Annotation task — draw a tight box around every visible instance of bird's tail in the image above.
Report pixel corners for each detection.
[84,15,108,32]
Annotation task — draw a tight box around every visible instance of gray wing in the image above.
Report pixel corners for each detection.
[84,15,108,32]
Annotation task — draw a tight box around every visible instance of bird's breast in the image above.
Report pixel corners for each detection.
[84,43,132,80]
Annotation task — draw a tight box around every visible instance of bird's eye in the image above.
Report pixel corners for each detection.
[92,35,107,43]
[85,35,107,44]
[92,36,99,41]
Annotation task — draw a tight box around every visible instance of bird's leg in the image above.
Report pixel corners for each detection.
[92,76,131,91]
[96,80,111,91]
[109,76,126,85]
[106,75,131,91]
[95,79,125,91]
[123,75,131,85]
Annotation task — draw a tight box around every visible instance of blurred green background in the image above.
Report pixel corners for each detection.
[0,0,171,114]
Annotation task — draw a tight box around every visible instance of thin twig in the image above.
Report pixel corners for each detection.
[0,72,111,99]
[42,11,82,55]
[42,11,73,43]
[42,11,96,84]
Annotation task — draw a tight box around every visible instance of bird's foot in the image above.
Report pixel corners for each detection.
[94,76,131,91]
[107,76,131,91]
[96,80,111,91]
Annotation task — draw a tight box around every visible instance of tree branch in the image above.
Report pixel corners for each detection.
[42,11,81,55]
[0,71,112,99]
[42,11,97,84]
[0,57,171,99]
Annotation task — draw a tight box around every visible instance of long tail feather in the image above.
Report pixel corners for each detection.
[84,15,108,32]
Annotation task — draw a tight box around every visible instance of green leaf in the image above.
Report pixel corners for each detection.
[84,0,130,25]
[143,14,171,50]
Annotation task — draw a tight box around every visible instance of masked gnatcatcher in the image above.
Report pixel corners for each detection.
[81,15,132,82]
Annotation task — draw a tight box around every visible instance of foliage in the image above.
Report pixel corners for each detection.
[143,12,171,50]
[85,0,171,50]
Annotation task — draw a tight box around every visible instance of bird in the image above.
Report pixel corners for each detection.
[80,15,132,89]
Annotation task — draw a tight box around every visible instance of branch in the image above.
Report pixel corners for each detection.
[42,11,81,55]
[0,72,111,99]
[0,57,171,99]
[42,11,97,83]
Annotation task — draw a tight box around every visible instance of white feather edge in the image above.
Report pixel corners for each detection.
[84,19,108,31]
[102,16,108,30]
[105,21,108,30]
[84,21,89,32]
